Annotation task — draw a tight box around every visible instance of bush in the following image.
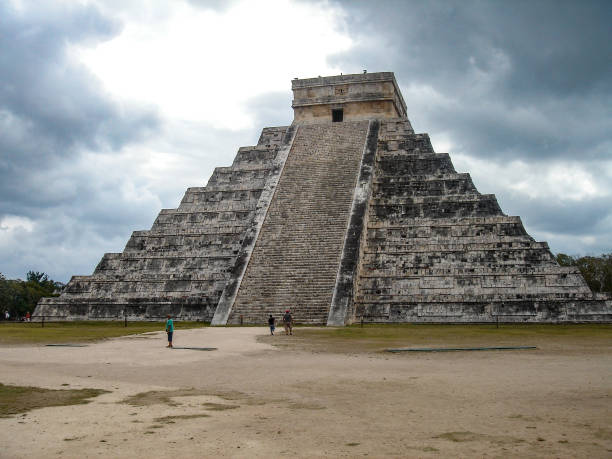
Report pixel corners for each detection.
[0,271,63,319]
[556,253,612,294]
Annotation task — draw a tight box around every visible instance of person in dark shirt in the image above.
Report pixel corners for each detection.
[268,314,275,335]
[283,310,293,335]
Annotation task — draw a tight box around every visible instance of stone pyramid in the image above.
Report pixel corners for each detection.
[36,72,611,324]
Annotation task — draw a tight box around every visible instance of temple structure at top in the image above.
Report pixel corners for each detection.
[36,72,611,324]
[291,72,407,122]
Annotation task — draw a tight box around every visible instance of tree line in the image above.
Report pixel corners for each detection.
[555,253,612,294]
[0,271,64,320]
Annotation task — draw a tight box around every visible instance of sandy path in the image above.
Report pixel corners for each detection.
[1,327,611,458]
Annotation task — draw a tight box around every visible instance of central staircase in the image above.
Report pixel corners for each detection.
[227,121,370,324]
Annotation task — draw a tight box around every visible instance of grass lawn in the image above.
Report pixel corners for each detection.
[0,383,109,417]
[261,323,612,354]
[0,321,208,345]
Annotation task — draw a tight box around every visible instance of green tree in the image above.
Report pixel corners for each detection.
[0,272,61,319]
[555,253,576,267]
[556,253,612,294]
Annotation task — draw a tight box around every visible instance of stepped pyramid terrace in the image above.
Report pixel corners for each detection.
[36,72,612,324]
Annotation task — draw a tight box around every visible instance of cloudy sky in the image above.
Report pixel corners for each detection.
[1,0,611,282]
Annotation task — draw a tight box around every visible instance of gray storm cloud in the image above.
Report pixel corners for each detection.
[0,2,161,280]
[330,0,612,254]
[0,0,610,282]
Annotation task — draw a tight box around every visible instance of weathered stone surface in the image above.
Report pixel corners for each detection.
[211,125,298,325]
[353,118,611,323]
[292,72,407,123]
[226,121,370,324]
[36,72,611,323]
[36,127,290,321]
[327,120,381,326]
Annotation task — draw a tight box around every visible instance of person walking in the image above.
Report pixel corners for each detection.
[165,315,174,348]
[283,310,293,335]
[268,314,276,335]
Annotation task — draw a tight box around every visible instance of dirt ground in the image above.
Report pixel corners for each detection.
[0,326,610,458]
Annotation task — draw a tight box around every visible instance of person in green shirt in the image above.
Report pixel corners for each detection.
[165,315,174,348]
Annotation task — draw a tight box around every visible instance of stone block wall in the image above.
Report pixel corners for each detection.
[353,119,611,323]
[35,126,291,320]
[292,72,407,123]
[34,75,611,324]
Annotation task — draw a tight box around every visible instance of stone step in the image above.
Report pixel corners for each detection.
[153,210,256,226]
[355,290,597,304]
[232,148,279,165]
[372,178,477,197]
[62,280,225,296]
[202,181,269,192]
[361,256,557,269]
[367,237,535,247]
[378,133,433,151]
[362,241,550,252]
[376,155,454,176]
[373,172,471,182]
[257,126,288,146]
[180,189,262,205]
[368,228,530,241]
[132,226,248,237]
[124,234,242,251]
[228,121,370,324]
[94,256,236,275]
[358,265,582,277]
[207,172,272,186]
[358,273,589,293]
[367,215,524,227]
[370,194,504,205]
[369,194,503,220]
[177,201,258,212]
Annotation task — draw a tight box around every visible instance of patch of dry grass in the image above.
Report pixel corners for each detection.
[154,414,211,423]
[201,402,239,411]
[260,324,612,354]
[0,321,208,345]
[121,388,210,407]
[434,431,526,445]
[121,389,246,408]
[0,383,109,417]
